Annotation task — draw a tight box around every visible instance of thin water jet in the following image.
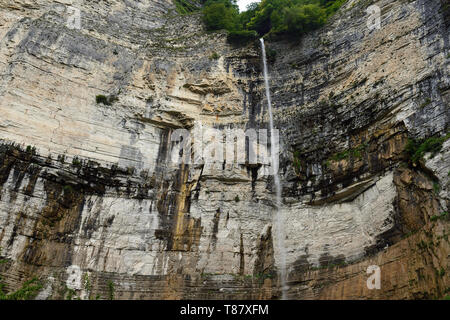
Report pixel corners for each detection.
[260,38,288,300]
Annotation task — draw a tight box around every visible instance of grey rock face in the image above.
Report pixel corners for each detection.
[0,0,448,299]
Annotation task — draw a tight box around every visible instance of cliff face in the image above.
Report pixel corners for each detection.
[0,0,448,300]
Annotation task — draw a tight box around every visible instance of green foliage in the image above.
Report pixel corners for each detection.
[245,0,289,35]
[330,143,367,161]
[405,133,450,165]
[282,3,327,35]
[202,0,239,31]
[433,182,440,194]
[83,273,91,293]
[96,95,109,105]
[66,287,75,300]
[96,94,118,106]
[237,2,260,29]
[0,277,43,300]
[293,150,302,174]
[26,145,36,155]
[234,195,240,202]
[72,157,81,167]
[200,0,346,44]
[209,52,220,60]
[227,30,258,44]
[417,240,428,250]
[174,0,201,14]
[107,280,115,300]
[402,230,417,239]
[431,212,448,222]
[201,0,346,43]
[322,0,346,16]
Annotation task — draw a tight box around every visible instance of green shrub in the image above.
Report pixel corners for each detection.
[234,195,240,202]
[282,3,327,35]
[323,0,346,16]
[330,143,367,162]
[431,212,448,222]
[96,94,118,106]
[209,52,220,60]
[433,182,440,194]
[72,157,82,167]
[174,0,201,14]
[417,240,428,250]
[96,95,109,105]
[66,287,75,300]
[227,30,258,44]
[293,150,302,174]
[107,281,115,300]
[25,145,36,155]
[202,1,239,31]
[202,0,345,42]
[83,273,91,293]
[246,0,343,36]
[405,133,450,165]
[0,277,42,300]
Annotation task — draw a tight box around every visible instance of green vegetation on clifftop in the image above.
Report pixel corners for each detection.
[202,0,346,42]
[405,133,450,165]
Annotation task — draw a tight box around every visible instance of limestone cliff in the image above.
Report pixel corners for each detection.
[0,0,448,300]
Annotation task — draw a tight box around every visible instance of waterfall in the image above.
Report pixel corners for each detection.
[260,38,288,300]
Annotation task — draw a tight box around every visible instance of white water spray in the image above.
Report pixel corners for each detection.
[260,38,288,300]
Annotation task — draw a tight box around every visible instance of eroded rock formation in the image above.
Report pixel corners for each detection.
[0,0,448,299]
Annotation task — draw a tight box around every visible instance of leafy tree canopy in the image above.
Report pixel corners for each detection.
[200,0,346,42]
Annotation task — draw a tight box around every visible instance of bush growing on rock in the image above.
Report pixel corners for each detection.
[174,0,202,14]
[96,94,118,106]
[201,0,345,42]
[96,94,108,105]
[227,30,258,44]
[405,133,450,165]
[282,3,327,35]
[202,0,239,31]
[0,276,42,300]
[209,51,220,59]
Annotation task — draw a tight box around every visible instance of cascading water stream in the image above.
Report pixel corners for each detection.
[260,38,288,300]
